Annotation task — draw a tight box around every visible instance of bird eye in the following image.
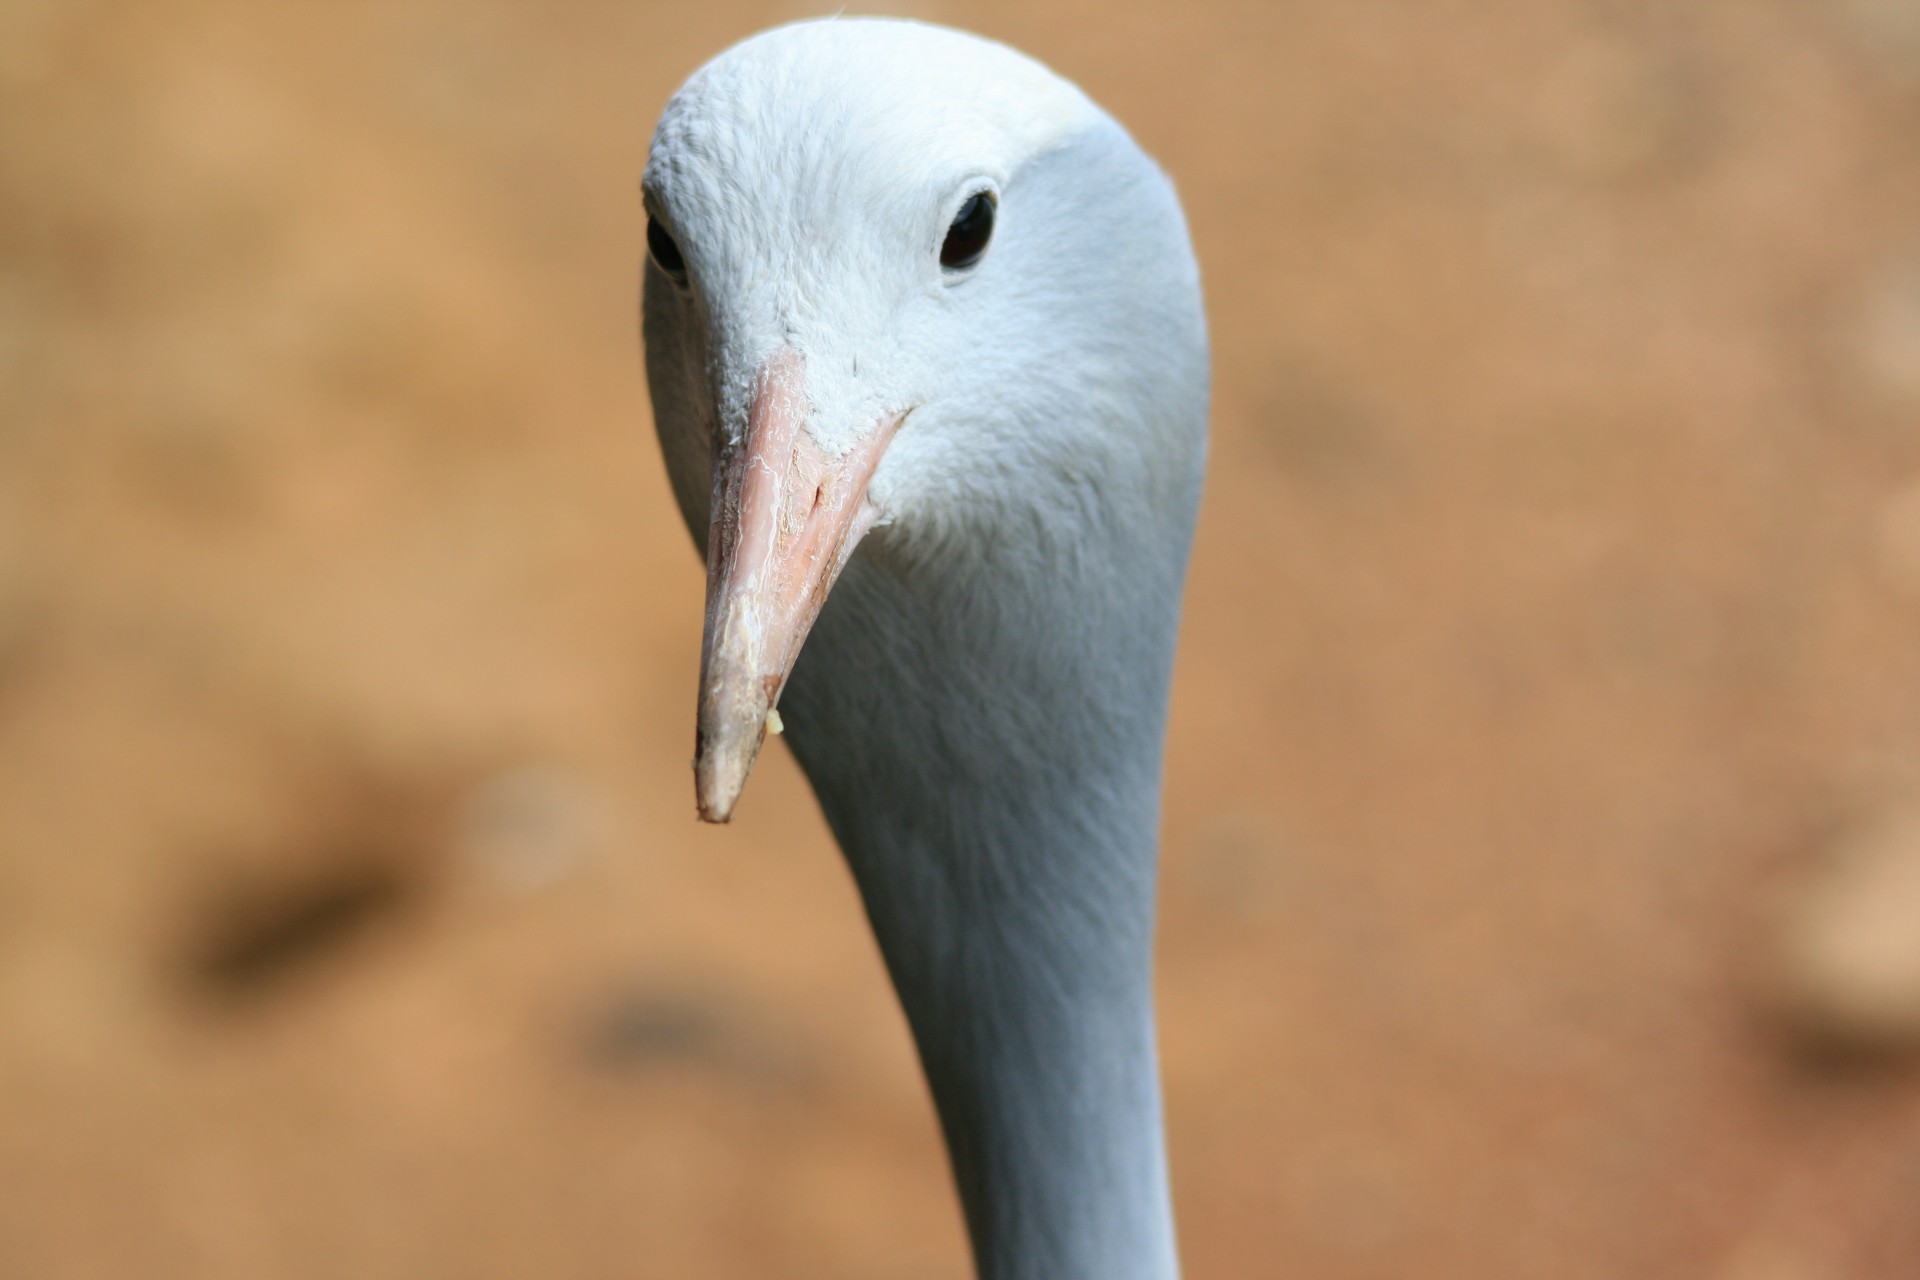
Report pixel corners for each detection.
[940,190,995,272]
[648,215,689,285]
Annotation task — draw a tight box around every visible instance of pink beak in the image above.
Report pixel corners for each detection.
[694,346,901,822]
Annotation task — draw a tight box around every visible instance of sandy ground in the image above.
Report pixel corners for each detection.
[4,0,1920,1276]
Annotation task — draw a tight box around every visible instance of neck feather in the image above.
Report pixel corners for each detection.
[782,523,1190,1280]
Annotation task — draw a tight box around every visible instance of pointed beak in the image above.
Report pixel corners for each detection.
[694,346,901,822]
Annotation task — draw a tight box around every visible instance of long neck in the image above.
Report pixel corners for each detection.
[782,520,1190,1280]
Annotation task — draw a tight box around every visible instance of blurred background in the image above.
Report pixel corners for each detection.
[3,0,1920,1276]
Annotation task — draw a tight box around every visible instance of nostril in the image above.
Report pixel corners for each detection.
[812,484,826,514]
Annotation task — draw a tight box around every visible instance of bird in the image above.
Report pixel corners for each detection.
[640,19,1208,1280]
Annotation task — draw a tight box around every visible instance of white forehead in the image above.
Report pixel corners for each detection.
[645,19,1100,210]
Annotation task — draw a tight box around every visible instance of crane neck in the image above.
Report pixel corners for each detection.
[782,525,1189,1280]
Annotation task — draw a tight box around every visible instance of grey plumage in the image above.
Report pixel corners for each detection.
[642,20,1207,1279]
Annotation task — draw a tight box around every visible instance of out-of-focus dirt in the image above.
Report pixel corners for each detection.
[3,1,1920,1276]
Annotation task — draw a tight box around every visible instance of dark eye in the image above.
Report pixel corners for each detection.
[940,191,995,272]
[648,215,688,285]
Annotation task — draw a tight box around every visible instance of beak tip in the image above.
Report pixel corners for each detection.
[695,778,740,823]
[694,730,760,825]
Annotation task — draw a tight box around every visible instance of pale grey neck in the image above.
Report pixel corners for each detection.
[843,784,1178,1280]
[782,530,1188,1280]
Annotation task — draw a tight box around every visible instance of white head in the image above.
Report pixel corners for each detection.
[643,18,1207,819]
